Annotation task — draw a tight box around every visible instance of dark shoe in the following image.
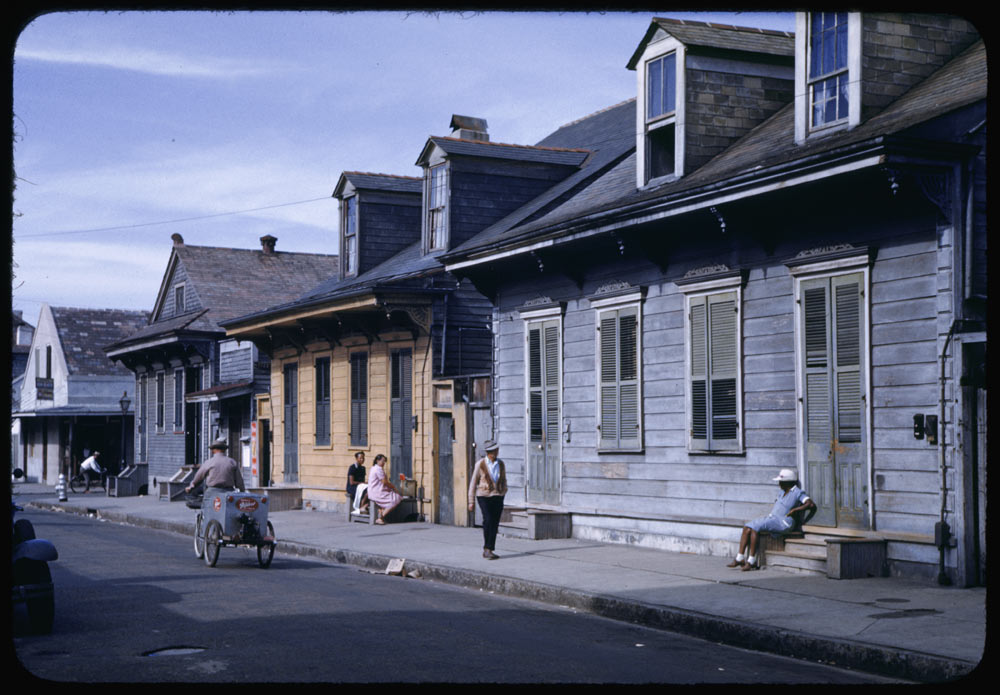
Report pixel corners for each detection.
[486,550,499,560]
[726,559,744,568]
[741,561,759,571]
[483,549,491,559]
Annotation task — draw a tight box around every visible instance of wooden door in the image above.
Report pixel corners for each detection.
[283,364,298,483]
[526,320,561,505]
[436,414,454,524]
[390,349,413,478]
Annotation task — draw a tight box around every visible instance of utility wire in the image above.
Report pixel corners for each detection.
[14,196,333,238]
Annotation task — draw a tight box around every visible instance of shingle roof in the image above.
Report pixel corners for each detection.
[50,306,149,376]
[173,244,339,329]
[626,17,794,70]
[422,136,591,166]
[340,171,423,195]
[447,38,986,261]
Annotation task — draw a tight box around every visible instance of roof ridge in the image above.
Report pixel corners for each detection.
[652,16,794,39]
[50,305,148,315]
[177,243,337,257]
[432,135,590,154]
[342,171,422,181]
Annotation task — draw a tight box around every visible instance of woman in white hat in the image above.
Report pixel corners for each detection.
[727,468,816,571]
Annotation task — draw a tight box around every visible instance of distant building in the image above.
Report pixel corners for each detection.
[13,305,149,483]
[104,233,338,494]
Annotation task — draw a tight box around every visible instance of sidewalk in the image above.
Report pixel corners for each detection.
[16,483,986,683]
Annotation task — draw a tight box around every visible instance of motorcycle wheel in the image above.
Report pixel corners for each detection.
[12,559,54,635]
[204,520,222,568]
[257,521,275,568]
[193,512,205,559]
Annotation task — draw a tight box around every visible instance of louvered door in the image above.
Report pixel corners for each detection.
[527,320,561,505]
[390,349,413,478]
[801,273,867,529]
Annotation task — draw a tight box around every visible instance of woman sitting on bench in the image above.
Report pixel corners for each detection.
[728,468,816,572]
[366,454,402,525]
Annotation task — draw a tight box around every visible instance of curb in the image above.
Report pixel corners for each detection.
[29,500,977,683]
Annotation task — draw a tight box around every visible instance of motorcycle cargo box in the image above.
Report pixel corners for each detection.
[202,490,269,538]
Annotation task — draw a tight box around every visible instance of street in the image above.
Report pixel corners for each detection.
[13,509,897,683]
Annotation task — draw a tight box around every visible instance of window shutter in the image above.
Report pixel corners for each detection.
[544,324,560,446]
[528,325,543,442]
[708,294,738,447]
[599,307,640,450]
[599,312,619,448]
[689,300,708,449]
[350,353,367,447]
[834,277,862,443]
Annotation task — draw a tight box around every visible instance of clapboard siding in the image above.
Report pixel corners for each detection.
[358,194,421,273]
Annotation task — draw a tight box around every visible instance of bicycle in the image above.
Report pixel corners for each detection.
[68,469,107,494]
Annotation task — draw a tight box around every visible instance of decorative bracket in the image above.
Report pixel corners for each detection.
[710,206,727,234]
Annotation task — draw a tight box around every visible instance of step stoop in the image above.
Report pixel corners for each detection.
[499,508,572,540]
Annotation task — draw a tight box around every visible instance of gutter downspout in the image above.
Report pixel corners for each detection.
[937,320,959,586]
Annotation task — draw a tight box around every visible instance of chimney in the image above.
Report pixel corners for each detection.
[260,235,277,254]
[450,114,489,142]
[171,233,184,246]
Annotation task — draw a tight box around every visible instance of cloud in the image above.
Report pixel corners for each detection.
[16,45,291,80]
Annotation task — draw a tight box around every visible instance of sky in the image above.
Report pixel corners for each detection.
[10,9,796,326]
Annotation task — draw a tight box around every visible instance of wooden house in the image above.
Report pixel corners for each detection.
[220,117,595,523]
[104,233,338,496]
[13,304,148,484]
[441,14,986,585]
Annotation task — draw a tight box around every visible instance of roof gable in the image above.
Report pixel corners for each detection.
[626,17,794,70]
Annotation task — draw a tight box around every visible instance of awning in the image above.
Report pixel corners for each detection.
[185,381,254,403]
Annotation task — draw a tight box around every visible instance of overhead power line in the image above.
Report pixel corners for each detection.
[14,196,334,238]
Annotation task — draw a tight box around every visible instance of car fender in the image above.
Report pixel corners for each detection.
[13,539,58,563]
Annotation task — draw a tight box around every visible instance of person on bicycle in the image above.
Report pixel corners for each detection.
[79,451,104,493]
[186,438,245,495]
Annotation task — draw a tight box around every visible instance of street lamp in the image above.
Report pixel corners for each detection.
[119,391,131,475]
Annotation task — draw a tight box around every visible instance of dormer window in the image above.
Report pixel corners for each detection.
[425,163,449,251]
[795,12,861,142]
[174,285,185,315]
[342,195,358,277]
[634,35,686,187]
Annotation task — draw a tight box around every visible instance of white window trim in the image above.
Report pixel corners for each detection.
[679,275,744,454]
[341,194,359,278]
[591,290,644,453]
[424,162,450,253]
[636,37,686,189]
[795,11,862,144]
[174,283,186,315]
[788,254,873,521]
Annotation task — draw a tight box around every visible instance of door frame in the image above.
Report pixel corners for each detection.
[790,254,873,530]
[520,306,563,507]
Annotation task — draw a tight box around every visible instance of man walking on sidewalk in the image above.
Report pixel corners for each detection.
[468,441,506,560]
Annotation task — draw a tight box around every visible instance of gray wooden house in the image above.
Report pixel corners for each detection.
[13,304,149,484]
[104,233,338,497]
[441,14,986,586]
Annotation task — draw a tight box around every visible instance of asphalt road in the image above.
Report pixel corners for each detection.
[14,509,898,683]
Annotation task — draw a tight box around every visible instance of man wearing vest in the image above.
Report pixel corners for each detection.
[468,440,507,560]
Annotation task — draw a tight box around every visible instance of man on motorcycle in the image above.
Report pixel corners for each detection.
[186,438,246,494]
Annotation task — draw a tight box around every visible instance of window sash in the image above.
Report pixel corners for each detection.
[156,372,164,429]
[808,12,849,128]
[688,291,740,451]
[427,165,448,250]
[343,196,358,275]
[646,52,677,121]
[598,306,641,450]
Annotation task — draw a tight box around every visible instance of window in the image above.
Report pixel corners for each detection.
[426,164,449,251]
[678,274,743,452]
[795,12,860,142]
[349,352,368,447]
[174,285,185,314]
[343,196,358,276]
[647,52,677,121]
[156,372,165,430]
[315,356,331,446]
[45,345,52,378]
[592,293,642,451]
[173,369,184,430]
[808,12,849,128]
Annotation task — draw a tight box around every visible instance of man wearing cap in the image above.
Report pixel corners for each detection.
[186,438,246,494]
[468,440,507,560]
[727,468,815,571]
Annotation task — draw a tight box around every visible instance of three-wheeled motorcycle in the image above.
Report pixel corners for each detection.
[190,489,276,568]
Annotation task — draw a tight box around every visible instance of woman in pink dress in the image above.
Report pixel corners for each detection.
[366,454,402,525]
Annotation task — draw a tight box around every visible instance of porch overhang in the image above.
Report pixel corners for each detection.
[185,381,254,403]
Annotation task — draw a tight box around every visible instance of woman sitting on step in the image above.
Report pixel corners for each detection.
[727,469,816,572]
